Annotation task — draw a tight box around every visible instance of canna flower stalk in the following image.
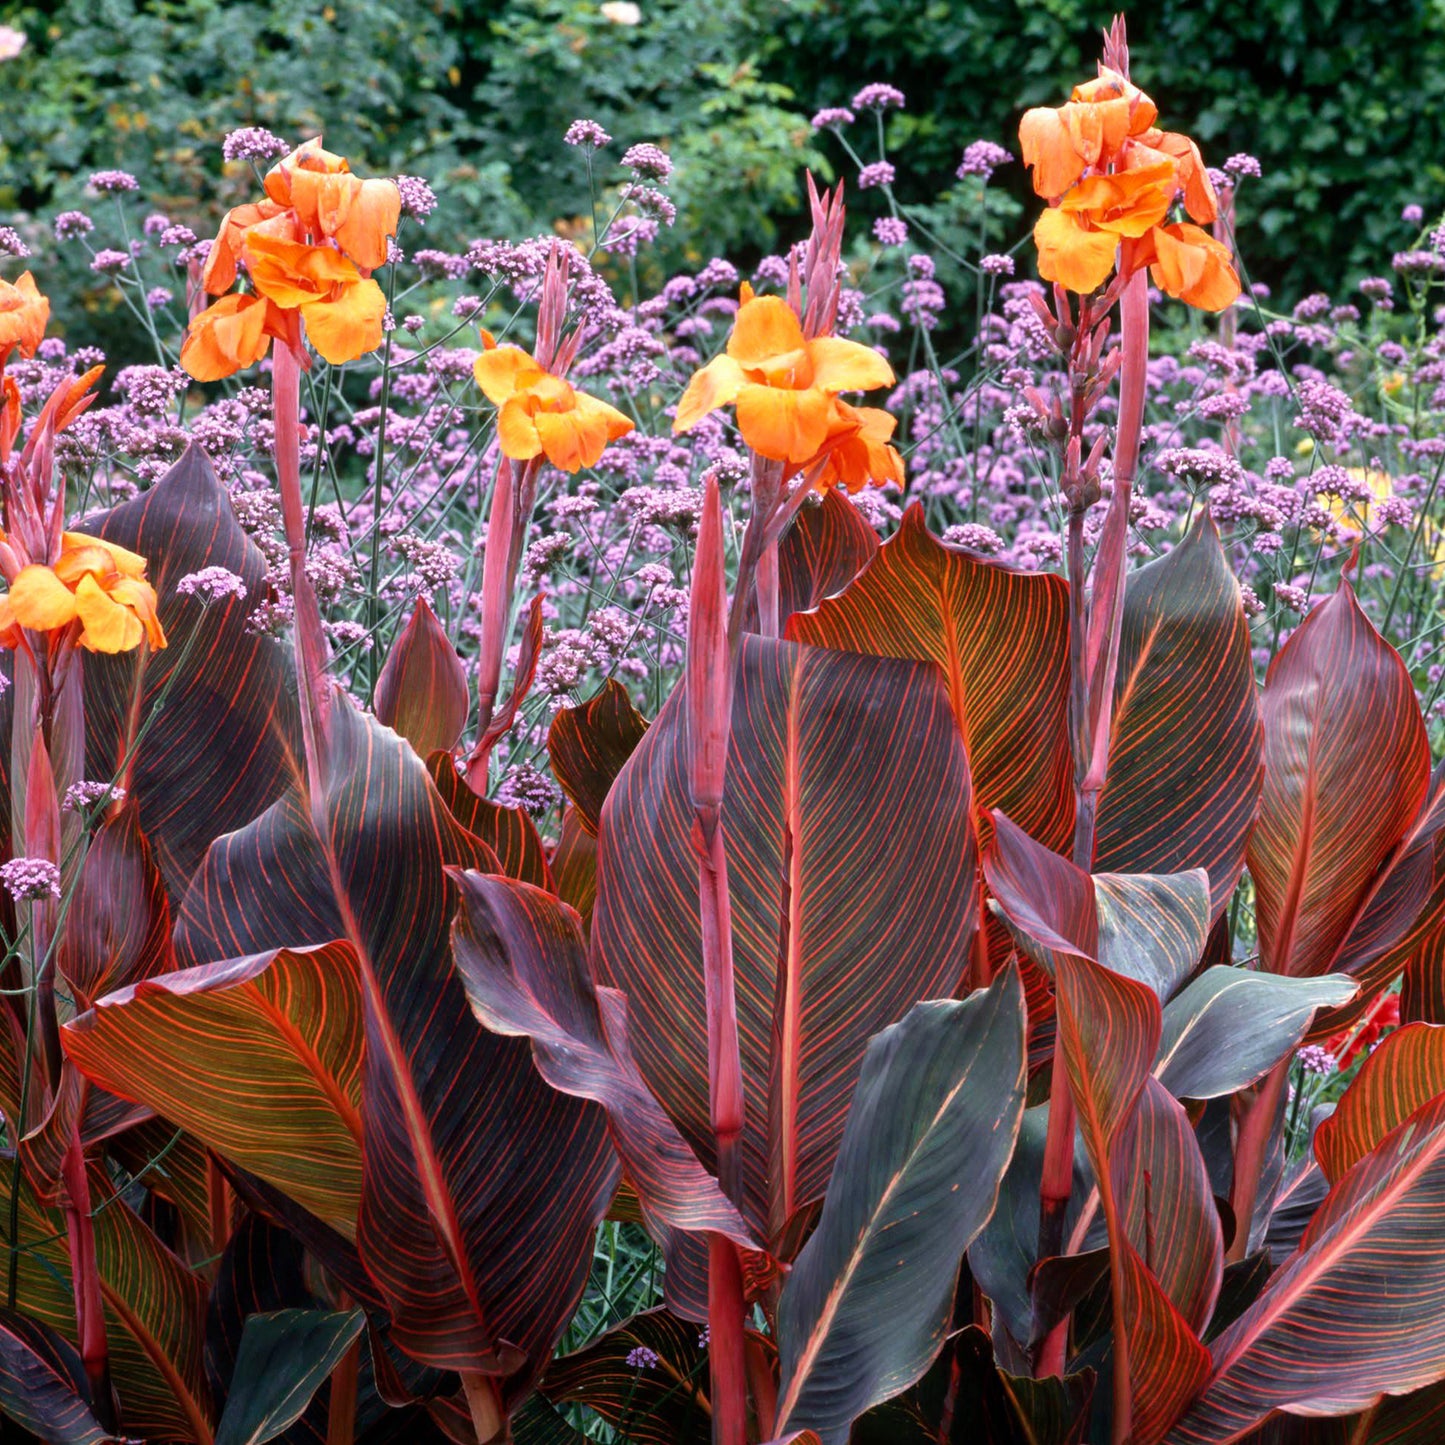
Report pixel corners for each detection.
[465,242,634,790]
[1019,17,1239,1398]
[687,472,749,1445]
[180,139,401,797]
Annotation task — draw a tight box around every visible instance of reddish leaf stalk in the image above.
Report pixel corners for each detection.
[59,1137,110,1415]
[1036,260,1151,1383]
[271,343,332,795]
[461,1371,508,1443]
[326,1333,361,1445]
[689,474,749,1445]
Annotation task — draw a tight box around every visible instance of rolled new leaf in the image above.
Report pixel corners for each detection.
[773,964,1027,1443]
[374,595,469,757]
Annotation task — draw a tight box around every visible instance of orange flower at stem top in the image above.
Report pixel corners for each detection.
[0,272,49,365]
[1019,67,1158,200]
[674,284,896,464]
[263,139,401,270]
[473,332,634,474]
[0,532,166,654]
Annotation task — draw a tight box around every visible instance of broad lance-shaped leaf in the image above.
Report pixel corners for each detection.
[593,635,979,1251]
[985,810,1209,1002]
[0,1308,118,1445]
[1052,953,1214,1445]
[1313,1023,1445,1183]
[1092,511,1262,914]
[540,1309,711,1445]
[1155,967,1358,1101]
[786,502,1072,976]
[773,966,1027,1443]
[63,941,364,1237]
[451,870,755,1255]
[1166,1090,1445,1442]
[213,1309,365,1445]
[1248,573,1430,977]
[178,698,618,1391]
[374,595,469,758]
[81,441,300,899]
[547,680,649,837]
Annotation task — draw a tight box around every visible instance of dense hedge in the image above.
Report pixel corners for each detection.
[4,0,1442,313]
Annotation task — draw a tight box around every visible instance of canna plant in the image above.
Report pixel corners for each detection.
[3,16,1445,1445]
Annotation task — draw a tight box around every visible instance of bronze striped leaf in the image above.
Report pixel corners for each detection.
[374,596,469,758]
[1166,1091,1445,1442]
[773,969,1027,1444]
[1093,512,1262,914]
[79,442,300,900]
[1248,576,1430,978]
[62,942,364,1237]
[1053,954,1212,1445]
[786,502,1072,979]
[0,1308,117,1445]
[1313,1022,1445,1183]
[425,751,552,890]
[451,870,754,1253]
[547,680,649,838]
[592,636,979,1249]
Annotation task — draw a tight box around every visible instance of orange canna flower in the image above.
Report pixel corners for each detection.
[1019,67,1158,200]
[473,332,634,473]
[242,232,387,364]
[798,401,905,494]
[0,271,50,363]
[674,285,896,463]
[0,532,166,654]
[264,139,401,270]
[1032,160,1177,294]
[1127,223,1241,312]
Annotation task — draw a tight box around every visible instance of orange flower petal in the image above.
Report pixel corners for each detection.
[734,382,831,463]
[0,271,50,361]
[299,278,386,365]
[6,566,79,633]
[244,233,361,308]
[496,398,544,462]
[474,343,547,406]
[59,534,148,580]
[1033,207,1119,295]
[1019,107,1087,199]
[333,177,402,270]
[1148,223,1241,312]
[106,576,167,650]
[73,573,144,654]
[572,389,635,445]
[534,408,606,474]
[180,294,273,382]
[673,353,747,433]
[1059,162,1177,239]
[727,294,808,370]
[806,337,896,395]
[1149,131,1218,224]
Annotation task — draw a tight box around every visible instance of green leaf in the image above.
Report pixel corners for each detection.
[213,1309,364,1445]
[773,965,1027,1443]
[1155,967,1358,1100]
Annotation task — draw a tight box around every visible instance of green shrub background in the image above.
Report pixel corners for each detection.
[4,0,1443,306]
